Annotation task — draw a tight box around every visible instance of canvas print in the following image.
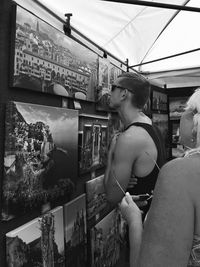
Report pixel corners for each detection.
[152,113,169,145]
[64,194,87,267]
[86,175,112,227]
[11,5,98,101]
[96,58,122,111]
[152,90,168,111]
[6,206,65,267]
[169,96,188,119]
[90,208,127,267]
[108,113,124,147]
[79,114,109,174]
[2,101,78,220]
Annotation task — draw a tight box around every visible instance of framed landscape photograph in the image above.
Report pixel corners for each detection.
[64,194,87,267]
[11,5,98,101]
[152,90,168,111]
[96,58,122,111]
[2,101,78,220]
[78,114,109,174]
[86,175,111,227]
[169,96,188,119]
[90,208,127,267]
[152,113,169,145]
[6,206,65,267]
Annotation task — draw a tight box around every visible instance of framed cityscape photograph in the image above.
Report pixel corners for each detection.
[10,4,98,101]
[64,194,87,267]
[152,90,168,112]
[90,208,127,267]
[6,206,65,267]
[96,58,123,111]
[86,175,111,227]
[2,101,78,220]
[78,114,109,174]
[169,96,188,119]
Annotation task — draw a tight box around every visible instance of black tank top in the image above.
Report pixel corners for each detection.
[125,122,166,195]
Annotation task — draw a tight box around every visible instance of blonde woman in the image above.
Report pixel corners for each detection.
[120,88,200,267]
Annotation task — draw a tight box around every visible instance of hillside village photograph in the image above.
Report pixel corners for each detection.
[3,101,78,220]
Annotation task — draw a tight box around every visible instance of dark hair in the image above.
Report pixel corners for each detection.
[117,72,151,109]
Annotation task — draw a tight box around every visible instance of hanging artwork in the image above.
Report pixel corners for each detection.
[2,101,78,220]
[90,208,127,267]
[169,96,188,119]
[152,90,168,112]
[6,206,65,267]
[152,113,169,145]
[78,114,109,174]
[64,194,87,267]
[86,175,112,227]
[96,58,123,111]
[11,5,98,101]
[107,113,124,147]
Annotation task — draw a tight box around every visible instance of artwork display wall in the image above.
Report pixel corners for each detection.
[152,113,169,145]
[11,5,98,101]
[6,206,65,267]
[2,101,78,220]
[78,114,109,174]
[64,194,87,267]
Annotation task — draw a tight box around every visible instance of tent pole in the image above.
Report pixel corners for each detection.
[129,48,200,68]
[102,0,200,13]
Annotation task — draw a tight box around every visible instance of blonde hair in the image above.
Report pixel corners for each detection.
[185,88,200,147]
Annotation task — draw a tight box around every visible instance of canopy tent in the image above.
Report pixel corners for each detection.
[15,0,200,88]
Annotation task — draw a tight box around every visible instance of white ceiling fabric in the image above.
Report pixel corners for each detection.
[15,0,200,88]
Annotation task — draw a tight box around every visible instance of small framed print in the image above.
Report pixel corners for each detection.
[152,89,168,112]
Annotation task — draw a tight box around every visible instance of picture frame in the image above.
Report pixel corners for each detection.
[152,89,168,112]
[152,113,169,146]
[10,4,98,101]
[2,101,78,221]
[90,208,127,267]
[169,96,188,119]
[6,206,65,267]
[64,194,87,267]
[85,175,112,227]
[78,114,109,175]
[96,58,123,111]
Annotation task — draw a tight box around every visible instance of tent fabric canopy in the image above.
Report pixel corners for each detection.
[16,0,200,88]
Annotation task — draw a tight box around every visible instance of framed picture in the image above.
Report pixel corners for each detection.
[6,206,65,267]
[108,113,124,147]
[79,114,109,174]
[11,5,98,101]
[90,208,127,267]
[152,90,168,111]
[96,58,123,111]
[64,194,87,267]
[86,175,111,227]
[169,96,188,119]
[2,101,78,220]
[152,113,169,145]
